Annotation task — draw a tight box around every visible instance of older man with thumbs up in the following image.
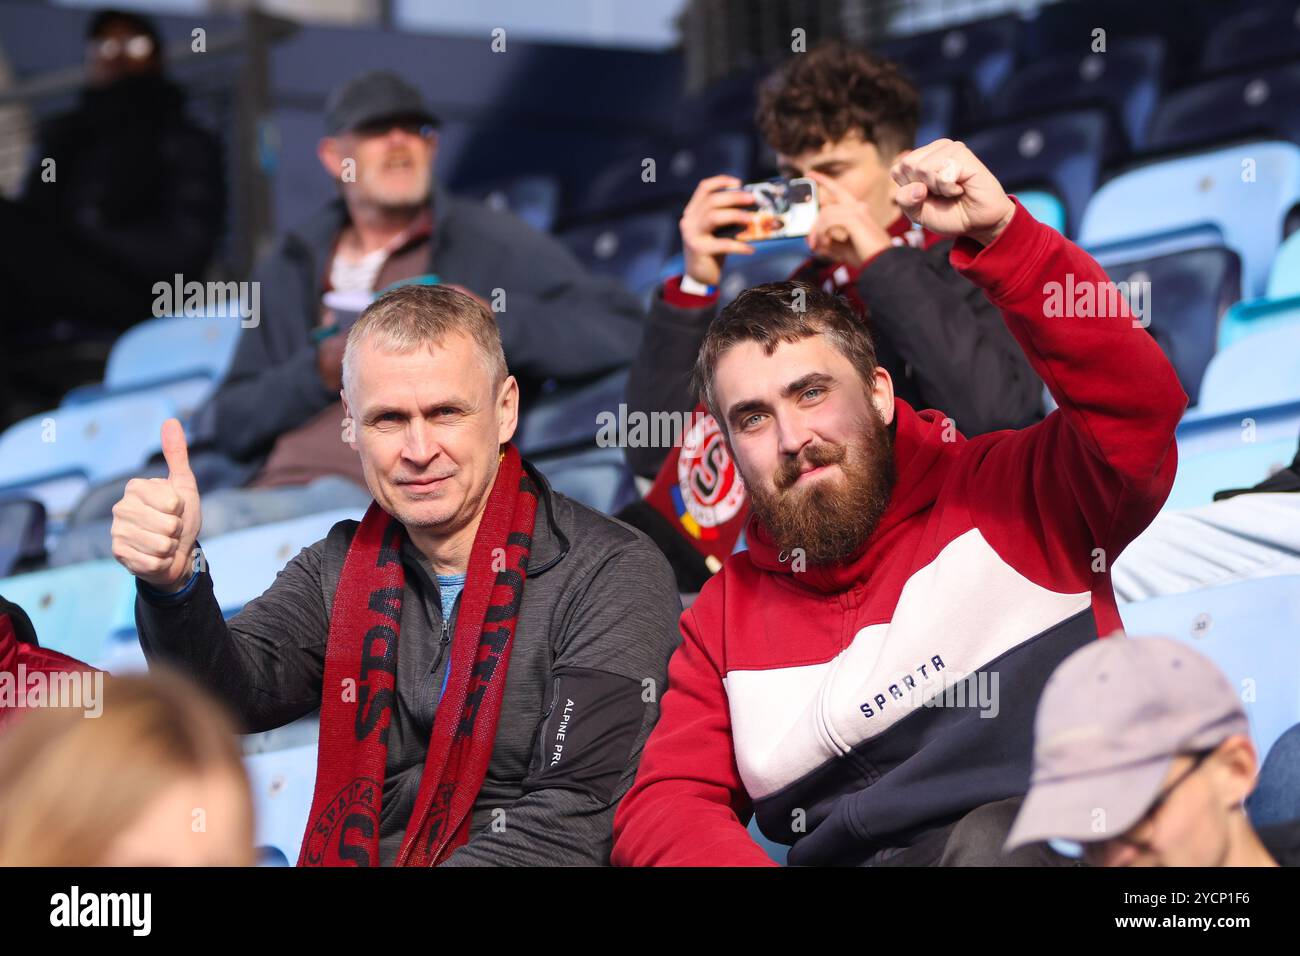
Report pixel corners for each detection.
[112,284,680,867]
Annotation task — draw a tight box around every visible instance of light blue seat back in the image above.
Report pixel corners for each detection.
[1079,141,1300,298]
[1121,577,1300,762]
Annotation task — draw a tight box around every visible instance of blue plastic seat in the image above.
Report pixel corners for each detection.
[197,508,366,616]
[1100,246,1240,404]
[991,38,1164,153]
[875,15,1018,116]
[1266,229,1300,298]
[917,84,955,144]
[572,132,751,222]
[1016,0,1218,87]
[244,743,319,866]
[1121,576,1300,763]
[1015,191,1067,234]
[747,815,790,865]
[1202,3,1300,73]
[717,237,810,306]
[515,369,628,458]
[466,174,561,233]
[1080,141,1300,297]
[964,109,1109,236]
[1197,323,1300,414]
[1166,396,1300,511]
[0,499,44,578]
[0,393,177,521]
[0,559,137,667]
[1147,63,1300,155]
[1218,231,1300,348]
[559,210,678,297]
[530,445,637,515]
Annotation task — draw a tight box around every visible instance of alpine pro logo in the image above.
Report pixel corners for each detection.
[677,414,745,529]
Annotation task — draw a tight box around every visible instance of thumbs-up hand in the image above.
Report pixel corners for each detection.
[111,418,203,592]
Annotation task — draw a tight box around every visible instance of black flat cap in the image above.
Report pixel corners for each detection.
[324,70,439,135]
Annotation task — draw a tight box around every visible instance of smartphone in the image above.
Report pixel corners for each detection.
[715,177,819,242]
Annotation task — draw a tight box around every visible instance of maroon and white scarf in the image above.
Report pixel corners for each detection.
[299,445,538,866]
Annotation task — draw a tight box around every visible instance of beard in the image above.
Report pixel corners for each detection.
[745,408,896,565]
[356,150,432,210]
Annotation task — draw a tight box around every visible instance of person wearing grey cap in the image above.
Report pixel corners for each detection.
[1006,635,1299,867]
[50,69,646,563]
[205,67,645,503]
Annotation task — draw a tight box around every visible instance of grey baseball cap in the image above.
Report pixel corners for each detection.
[1005,635,1251,852]
[324,70,438,135]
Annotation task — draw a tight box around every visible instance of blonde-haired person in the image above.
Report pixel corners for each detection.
[0,670,255,866]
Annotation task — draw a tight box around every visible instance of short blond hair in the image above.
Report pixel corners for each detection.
[342,284,507,398]
[0,669,252,866]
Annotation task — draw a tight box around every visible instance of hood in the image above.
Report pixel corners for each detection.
[744,399,961,594]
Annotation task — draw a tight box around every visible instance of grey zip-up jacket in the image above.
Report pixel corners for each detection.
[134,464,682,866]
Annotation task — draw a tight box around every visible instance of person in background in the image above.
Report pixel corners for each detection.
[0,670,255,866]
[52,68,644,564]
[1005,636,1299,867]
[0,8,225,425]
[617,42,1042,592]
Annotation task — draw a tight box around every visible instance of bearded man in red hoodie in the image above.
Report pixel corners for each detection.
[611,138,1188,867]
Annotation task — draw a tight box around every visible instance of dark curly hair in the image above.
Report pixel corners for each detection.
[756,42,920,159]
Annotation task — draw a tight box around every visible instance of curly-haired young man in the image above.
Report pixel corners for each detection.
[619,43,1045,590]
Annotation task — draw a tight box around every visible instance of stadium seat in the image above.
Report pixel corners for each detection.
[0,559,136,667]
[515,369,628,458]
[1016,0,1216,87]
[875,15,1019,120]
[1166,397,1300,511]
[991,38,1164,153]
[1146,63,1300,155]
[0,499,45,579]
[197,508,365,617]
[917,84,955,144]
[747,815,790,865]
[1015,191,1067,234]
[718,237,810,306]
[0,393,178,522]
[465,174,561,233]
[964,109,1109,236]
[1121,576,1300,763]
[244,743,319,866]
[1218,231,1300,348]
[559,210,678,297]
[571,132,751,222]
[1201,3,1300,73]
[1266,229,1300,298]
[61,313,243,416]
[1100,246,1240,404]
[1197,323,1300,414]
[530,445,638,515]
[1079,141,1300,297]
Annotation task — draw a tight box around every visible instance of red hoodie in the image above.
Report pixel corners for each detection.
[611,203,1187,866]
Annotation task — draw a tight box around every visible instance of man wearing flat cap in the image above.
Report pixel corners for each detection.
[97,70,645,544]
